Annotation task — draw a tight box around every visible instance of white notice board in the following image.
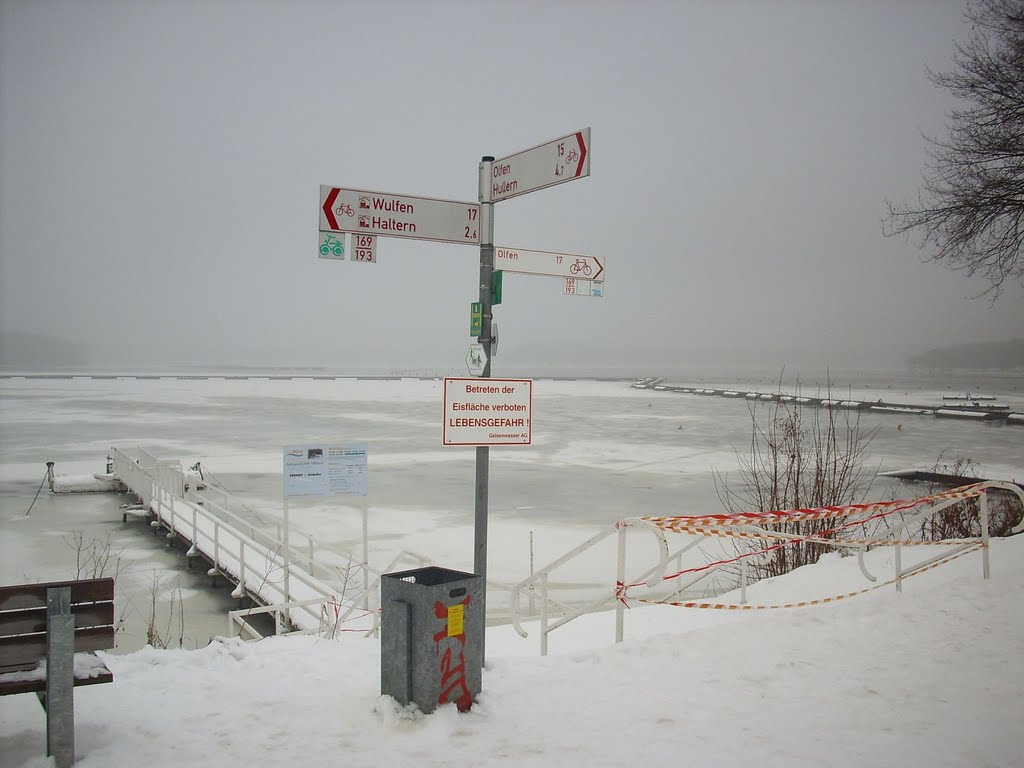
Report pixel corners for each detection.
[283,443,368,498]
[442,378,532,446]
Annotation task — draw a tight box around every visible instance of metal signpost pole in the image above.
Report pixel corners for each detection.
[362,495,370,610]
[282,494,290,631]
[476,156,495,664]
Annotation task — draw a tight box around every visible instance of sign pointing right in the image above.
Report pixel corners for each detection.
[487,128,590,202]
[495,246,604,281]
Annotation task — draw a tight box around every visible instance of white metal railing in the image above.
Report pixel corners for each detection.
[110,445,441,639]
[508,481,1024,656]
[506,518,670,656]
[226,549,435,641]
[110,447,343,632]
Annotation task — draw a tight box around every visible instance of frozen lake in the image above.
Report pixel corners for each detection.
[2,370,1021,652]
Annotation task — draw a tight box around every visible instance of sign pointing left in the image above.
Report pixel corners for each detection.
[320,185,480,246]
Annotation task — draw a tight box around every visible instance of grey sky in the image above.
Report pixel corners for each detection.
[2,0,1021,373]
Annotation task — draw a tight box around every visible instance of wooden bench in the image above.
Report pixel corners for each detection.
[0,578,115,768]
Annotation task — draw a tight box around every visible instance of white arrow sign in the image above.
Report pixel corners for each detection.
[320,186,480,245]
[495,246,604,281]
[487,128,590,202]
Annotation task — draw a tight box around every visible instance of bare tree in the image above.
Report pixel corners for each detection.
[883,0,1024,298]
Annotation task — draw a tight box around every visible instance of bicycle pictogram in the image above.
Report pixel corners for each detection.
[335,202,355,217]
[569,258,592,277]
[565,148,579,164]
[319,234,345,257]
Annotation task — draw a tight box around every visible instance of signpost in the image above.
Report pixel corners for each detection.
[318,126,596,667]
[320,186,480,245]
[488,128,590,202]
[495,246,604,281]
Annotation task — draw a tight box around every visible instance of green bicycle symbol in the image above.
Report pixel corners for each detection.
[320,234,345,257]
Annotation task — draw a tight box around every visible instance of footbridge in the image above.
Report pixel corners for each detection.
[107,447,430,640]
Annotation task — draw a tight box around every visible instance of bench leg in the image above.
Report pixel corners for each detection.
[47,587,75,768]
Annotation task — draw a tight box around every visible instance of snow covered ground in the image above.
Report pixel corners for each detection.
[2,375,1023,766]
[2,535,1022,768]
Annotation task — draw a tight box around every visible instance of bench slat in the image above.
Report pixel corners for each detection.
[0,603,115,638]
[0,667,114,696]
[0,626,115,672]
[0,578,114,612]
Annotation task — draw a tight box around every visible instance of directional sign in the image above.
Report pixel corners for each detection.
[564,278,604,298]
[487,128,590,202]
[495,246,604,281]
[320,185,480,245]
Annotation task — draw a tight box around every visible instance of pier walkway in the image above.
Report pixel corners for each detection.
[108,447,421,639]
[633,379,1024,424]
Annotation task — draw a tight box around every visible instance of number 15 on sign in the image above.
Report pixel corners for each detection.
[352,234,377,263]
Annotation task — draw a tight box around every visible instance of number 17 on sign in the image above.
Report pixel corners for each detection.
[352,234,377,263]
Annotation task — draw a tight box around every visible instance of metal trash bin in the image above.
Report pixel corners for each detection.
[380,566,483,713]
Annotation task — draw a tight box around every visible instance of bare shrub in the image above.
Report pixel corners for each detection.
[64,530,125,580]
[146,571,185,649]
[714,379,879,580]
[917,452,1023,539]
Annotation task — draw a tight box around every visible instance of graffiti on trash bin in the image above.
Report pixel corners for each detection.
[433,597,473,711]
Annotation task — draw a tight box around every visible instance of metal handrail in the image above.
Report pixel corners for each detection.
[507,481,1024,655]
[507,517,668,656]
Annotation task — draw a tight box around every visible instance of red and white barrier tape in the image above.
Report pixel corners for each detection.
[617,544,981,611]
[638,483,985,531]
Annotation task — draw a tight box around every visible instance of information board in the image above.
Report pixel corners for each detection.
[283,443,368,498]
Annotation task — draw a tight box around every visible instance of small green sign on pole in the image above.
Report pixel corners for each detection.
[470,301,483,336]
[491,270,503,306]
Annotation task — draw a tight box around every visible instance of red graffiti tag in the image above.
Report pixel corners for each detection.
[433,597,473,711]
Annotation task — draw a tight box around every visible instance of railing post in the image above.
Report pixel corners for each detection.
[740,552,748,605]
[980,489,991,579]
[540,574,549,657]
[188,507,199,558]
[232,540,246,599]
[895,543,902,593]
[615,525,626,645]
